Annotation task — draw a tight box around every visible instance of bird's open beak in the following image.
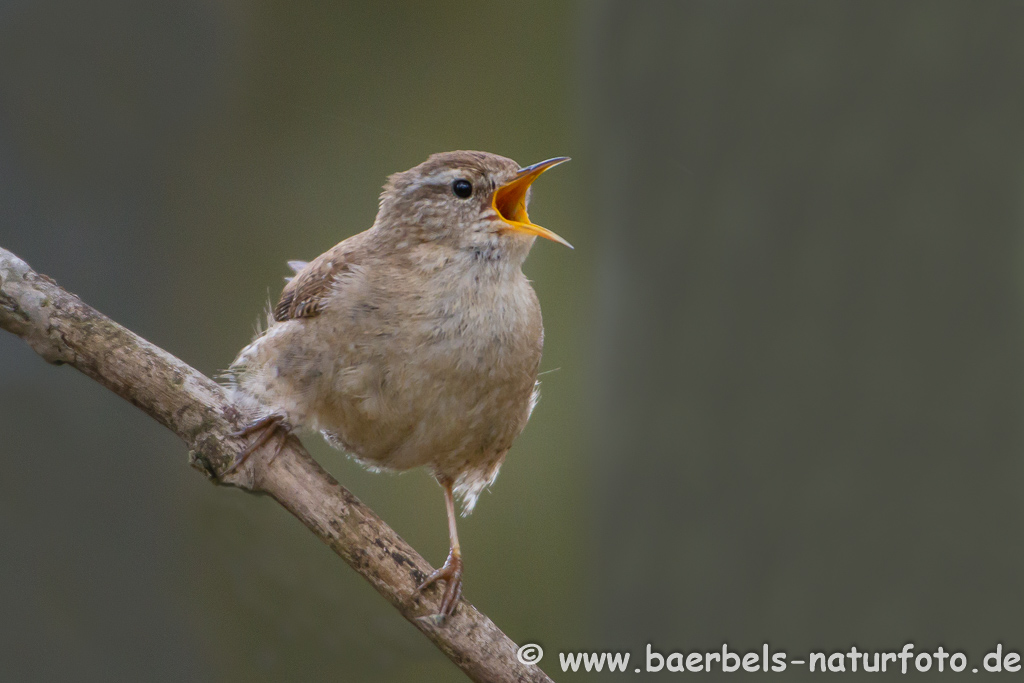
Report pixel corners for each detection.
[493,157,572,249]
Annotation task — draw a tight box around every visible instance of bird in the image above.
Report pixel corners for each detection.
[225,150,570,617]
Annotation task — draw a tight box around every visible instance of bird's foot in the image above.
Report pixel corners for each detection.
[418,550,463,618]
[222,414,291,477]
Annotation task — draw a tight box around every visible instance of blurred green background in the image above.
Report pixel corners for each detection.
[0,1,589,680]
[4,1,1024,681]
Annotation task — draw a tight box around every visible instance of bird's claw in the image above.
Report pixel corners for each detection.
[222,414,291,477]
[418,551,463,618]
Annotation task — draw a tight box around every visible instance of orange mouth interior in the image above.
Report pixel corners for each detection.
[491,157,572,248]
[493,182,531,225]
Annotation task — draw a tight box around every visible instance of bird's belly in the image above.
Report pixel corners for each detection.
[314,331,538,474]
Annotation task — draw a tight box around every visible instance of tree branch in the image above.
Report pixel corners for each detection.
[0,245,552,683]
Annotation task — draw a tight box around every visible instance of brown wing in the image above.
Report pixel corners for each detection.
[273,242,353,322]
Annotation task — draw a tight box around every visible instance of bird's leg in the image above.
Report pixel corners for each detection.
[222,414,291,477]
[418,478,463,617]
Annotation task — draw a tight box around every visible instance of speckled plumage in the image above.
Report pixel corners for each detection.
[228,151,559,512]
[226,150,568,616]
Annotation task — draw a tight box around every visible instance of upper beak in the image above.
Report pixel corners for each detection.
[492,156,572,249]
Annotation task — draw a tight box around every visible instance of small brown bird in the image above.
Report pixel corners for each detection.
[226,150,570,616]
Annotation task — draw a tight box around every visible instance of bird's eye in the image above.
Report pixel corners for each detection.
[452,179,473,199]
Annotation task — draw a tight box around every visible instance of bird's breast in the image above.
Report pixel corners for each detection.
[418,263,542,363]
[316,261,543,470]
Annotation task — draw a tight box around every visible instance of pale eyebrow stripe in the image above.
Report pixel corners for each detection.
[408,169,475,191]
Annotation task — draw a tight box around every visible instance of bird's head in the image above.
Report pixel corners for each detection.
[375,151,570,264]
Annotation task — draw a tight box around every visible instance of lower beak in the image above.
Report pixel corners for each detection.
[492,157,572,248]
